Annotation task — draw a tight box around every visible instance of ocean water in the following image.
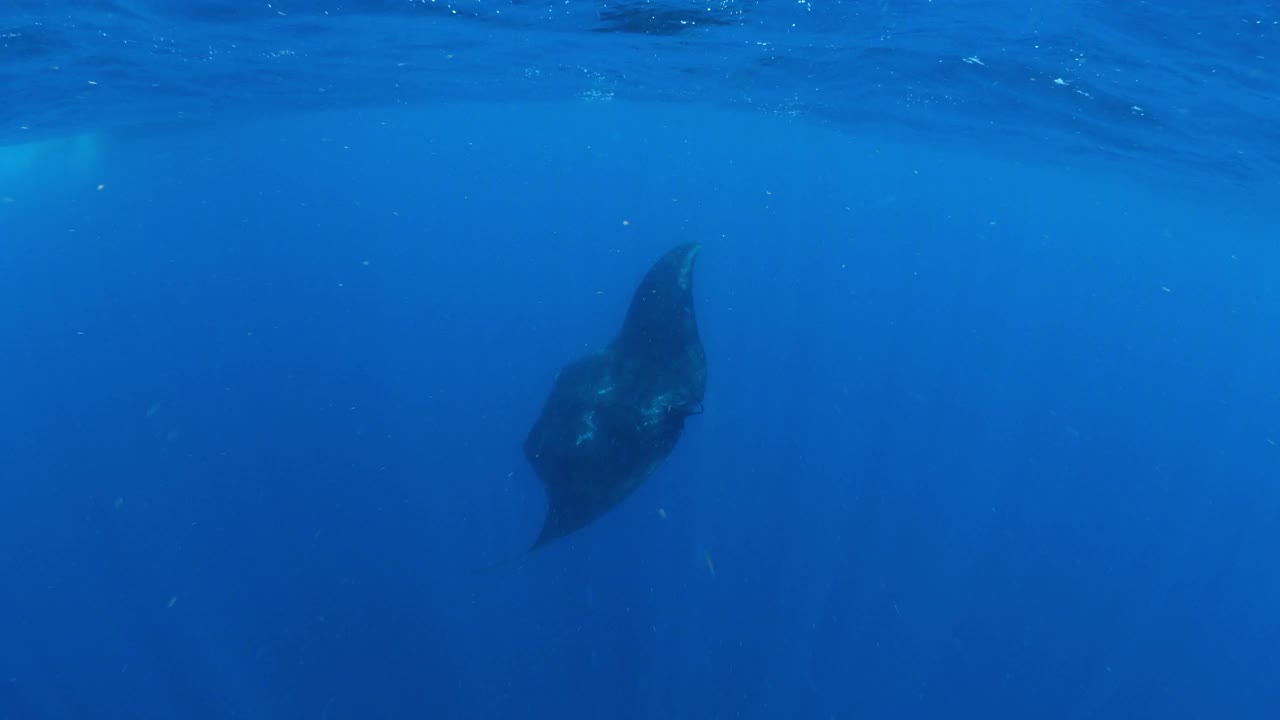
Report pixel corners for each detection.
[2,2,1278,719]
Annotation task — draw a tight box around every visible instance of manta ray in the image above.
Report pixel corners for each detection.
[523,243,707,549]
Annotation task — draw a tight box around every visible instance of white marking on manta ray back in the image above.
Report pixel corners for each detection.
[575,411,597,446]
[642,393,678,426]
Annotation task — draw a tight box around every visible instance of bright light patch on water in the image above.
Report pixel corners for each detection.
[0,133,102,197]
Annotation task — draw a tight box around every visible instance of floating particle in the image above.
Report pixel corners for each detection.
[657,508,667,519]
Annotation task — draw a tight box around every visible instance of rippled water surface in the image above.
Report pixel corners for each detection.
[3,1,1278,183]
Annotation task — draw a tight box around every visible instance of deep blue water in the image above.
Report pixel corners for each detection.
[2,3,1279,720]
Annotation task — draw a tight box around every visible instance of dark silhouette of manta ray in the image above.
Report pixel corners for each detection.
[523,243,707,549]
